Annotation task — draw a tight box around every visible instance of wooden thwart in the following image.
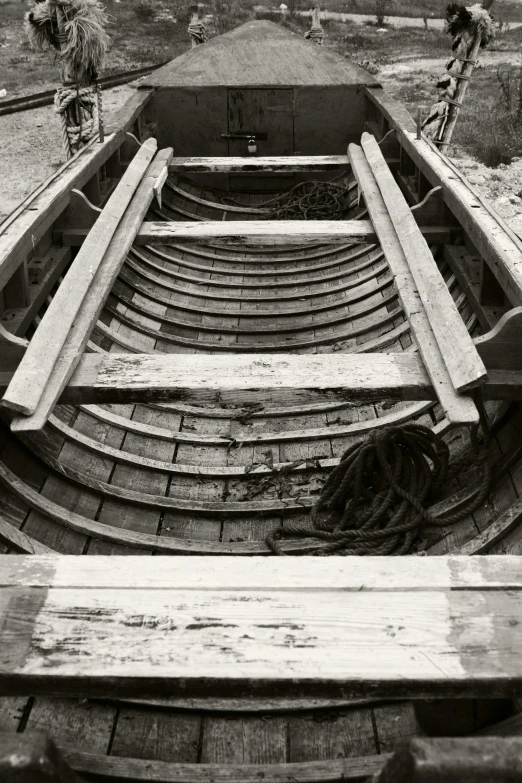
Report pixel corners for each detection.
[138,219,375,245]
[1,353,435,413]
[59,223,453,247]
[0,554,521,699]
[1,336,519,419]
[169,155,350,172]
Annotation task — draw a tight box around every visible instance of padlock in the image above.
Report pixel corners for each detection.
[247,136,257,155]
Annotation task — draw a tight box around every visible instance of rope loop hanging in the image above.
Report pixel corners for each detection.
[54,83,97,157]
[25,0,109,157]
[266,402,492,556]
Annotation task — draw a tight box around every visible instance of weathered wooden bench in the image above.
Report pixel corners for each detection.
[1,554,521,700]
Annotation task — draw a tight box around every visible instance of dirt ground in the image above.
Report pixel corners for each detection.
[0,84,136,222]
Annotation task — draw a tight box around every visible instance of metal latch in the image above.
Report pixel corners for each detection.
[220,132,268,140]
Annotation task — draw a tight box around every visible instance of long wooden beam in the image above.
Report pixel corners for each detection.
[138,219,375,245]
[169,155,350,172]
[0,353,517,415]
[135,220,453,247]
[0,353,434,413]
[365,86,522,307]
[1,139,159,422]
[0,554,521,699]
[360,132,486,394]
[348,143,479,426]
[58,223,454,248]
[8,148,174,434]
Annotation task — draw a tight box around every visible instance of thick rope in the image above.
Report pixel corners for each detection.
[55,84,97,158]
[304,27,324,45]
[188,20,207,45]
[266,408,492,556]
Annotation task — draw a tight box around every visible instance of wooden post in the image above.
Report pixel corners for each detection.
[188,5,206,47]
[305,6,324,45]
[438,0,495,153]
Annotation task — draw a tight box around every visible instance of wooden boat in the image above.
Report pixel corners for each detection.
[1,20,522,781]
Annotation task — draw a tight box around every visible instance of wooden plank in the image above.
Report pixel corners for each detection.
[1,353,434,417]
[62,747,389,782]
[360,132,486,393]
[1,138,158,419]
[0,555,522,699]
[61,224,452,247]
[169,155,350,172]
[2,554,520,590]
[7,148,173,433]
[137,219,376,246]
[0,354,515,415]
[365,86,522,307]
[347,144,478,425]
[0,90,154,294]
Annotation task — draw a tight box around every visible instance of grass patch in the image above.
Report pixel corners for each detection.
[455,64,522,166]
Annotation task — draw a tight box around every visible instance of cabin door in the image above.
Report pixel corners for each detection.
[227,88,294,157]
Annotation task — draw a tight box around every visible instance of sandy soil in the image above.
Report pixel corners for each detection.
[0,84,136,223]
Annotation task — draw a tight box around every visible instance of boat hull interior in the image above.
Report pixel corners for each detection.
[0,20,522,781]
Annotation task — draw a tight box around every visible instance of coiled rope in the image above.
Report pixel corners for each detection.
[223,179,355,220]
[266,408,491,556]
[55,83,98,158]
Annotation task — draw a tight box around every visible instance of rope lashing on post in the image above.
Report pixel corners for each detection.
[305,27,324,45]
[25,0,109,158]
[55,84,97,157]
[266,407,492,556]
[188,19,207,45]
[222,178,356,220]
[305,5,324,45]
[422,2,495,149]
